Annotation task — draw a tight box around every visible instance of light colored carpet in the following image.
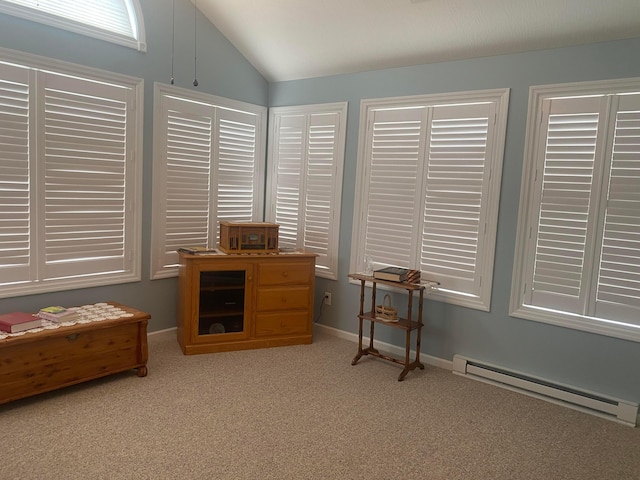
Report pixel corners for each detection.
[1,328,639,480]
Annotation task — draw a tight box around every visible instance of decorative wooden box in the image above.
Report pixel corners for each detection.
[218,221,279,254]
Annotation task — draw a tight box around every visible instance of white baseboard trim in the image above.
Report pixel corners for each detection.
[313,322,452,371]
[149,325,451,370]
[148,326,177,337]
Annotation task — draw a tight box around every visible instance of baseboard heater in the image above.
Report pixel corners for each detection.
[452,355,638,427]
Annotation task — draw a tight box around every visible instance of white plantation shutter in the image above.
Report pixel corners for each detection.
[267,103,347,279]
[305,112,341,268]
[421,103,493,295]
[526,96,605,313]
[0,62,31,284]
[363,107,425,268]
[272,114,304,249]
[150,85,266,278]
[37,71,133,280]
[213,108,260,237]
[595,93,640,323]
[160,97,213,268]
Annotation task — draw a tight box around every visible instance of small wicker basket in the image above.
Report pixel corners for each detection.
[375,294,398,322]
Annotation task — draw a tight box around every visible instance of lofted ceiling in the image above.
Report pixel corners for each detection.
[194,0,640,83]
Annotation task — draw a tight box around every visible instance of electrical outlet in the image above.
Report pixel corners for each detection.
[324,292,332,306]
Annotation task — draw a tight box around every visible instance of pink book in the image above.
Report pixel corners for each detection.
[0,312,43,333]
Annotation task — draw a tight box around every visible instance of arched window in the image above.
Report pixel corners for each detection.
[0,0,146,52]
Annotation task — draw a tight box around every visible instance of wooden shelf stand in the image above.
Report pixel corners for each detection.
[348,273,426,381]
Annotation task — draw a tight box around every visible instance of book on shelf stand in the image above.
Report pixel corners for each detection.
[372,267,422,284]
[373,266,409,282]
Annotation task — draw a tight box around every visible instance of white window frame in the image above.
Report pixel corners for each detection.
[266,102,347,280]
[0,0,146,52]
[350,89,509,311]
[0,47,144,299]
[150,83,267,279]
[510,77,640,342]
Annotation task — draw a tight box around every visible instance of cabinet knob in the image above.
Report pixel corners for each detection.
[282,272,288,277]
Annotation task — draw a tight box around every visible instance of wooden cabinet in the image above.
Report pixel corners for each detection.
[178,251,316,354]
[0,303,149,404]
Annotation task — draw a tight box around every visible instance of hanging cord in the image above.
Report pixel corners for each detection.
[314,295,328,323]
[193,0,199,86]
[170,0,175,84]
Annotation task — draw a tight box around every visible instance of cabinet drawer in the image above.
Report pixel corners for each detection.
[258,262,312,286]
[255,312,310,336]
[256,286,309,311]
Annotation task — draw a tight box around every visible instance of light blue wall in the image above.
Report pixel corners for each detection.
[0,1,268,331]
[1,0,638,405]
[271,38,640,403]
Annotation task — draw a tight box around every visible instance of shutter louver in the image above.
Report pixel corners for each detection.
[273,115,304,249]
[214,108,258,238]
[364,107,425,268]
[0,63,30,283]
[596,94,640,322]
[421,104,491,293]
[39,73,131,280]
[164,99,212,256]
[529,97,602,313]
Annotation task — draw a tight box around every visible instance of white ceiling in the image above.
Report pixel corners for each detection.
[194,0,640,83]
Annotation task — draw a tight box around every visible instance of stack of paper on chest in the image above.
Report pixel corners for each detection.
[38,306,80,323]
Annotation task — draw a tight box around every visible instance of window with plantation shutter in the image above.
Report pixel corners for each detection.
[511,78,640,342]
[0,0,146,52]
[351,89,509,310]
[266,102,347,280]
[0,50,143,299]
[150,84,266,279]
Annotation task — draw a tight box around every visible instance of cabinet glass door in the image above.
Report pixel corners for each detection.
[198,270,247,338]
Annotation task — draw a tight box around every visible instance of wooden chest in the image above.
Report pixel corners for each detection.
[0,303,149,405]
